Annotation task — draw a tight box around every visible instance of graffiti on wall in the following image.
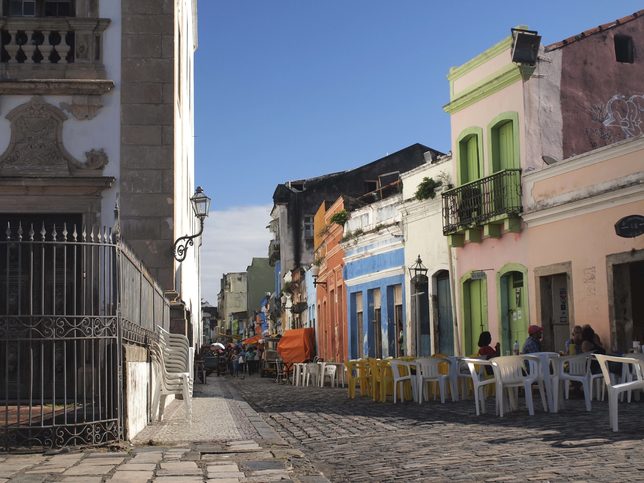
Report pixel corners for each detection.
[586,94,644,149]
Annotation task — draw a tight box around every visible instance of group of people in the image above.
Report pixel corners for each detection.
[476,324,607,360]
[202,342,263,378]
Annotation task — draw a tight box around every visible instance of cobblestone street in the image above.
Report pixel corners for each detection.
[233,376,644,482]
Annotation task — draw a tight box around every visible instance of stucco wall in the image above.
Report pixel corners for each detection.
[555,15,644,158]
[400,158,453,355]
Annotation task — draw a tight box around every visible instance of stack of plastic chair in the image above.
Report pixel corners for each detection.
[595,354,644,431]
[491,355,547,417]
[151,327,193,422]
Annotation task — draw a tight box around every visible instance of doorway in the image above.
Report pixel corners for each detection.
[500,271,528,354]
[539,273,569,353]
[435,271,454,355]
[611,258,644,351]
[411,275,430,357]
[463,277,487,356]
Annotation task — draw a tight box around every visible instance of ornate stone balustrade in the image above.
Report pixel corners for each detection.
[0,16,110,80]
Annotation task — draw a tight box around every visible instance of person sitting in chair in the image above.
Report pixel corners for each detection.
[522,325,543,354]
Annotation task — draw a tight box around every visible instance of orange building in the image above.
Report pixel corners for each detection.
[313,198,349,363]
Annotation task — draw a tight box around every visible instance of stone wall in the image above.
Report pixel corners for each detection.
[120,0,175,289]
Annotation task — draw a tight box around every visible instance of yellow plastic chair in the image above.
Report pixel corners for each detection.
[357,359,373,397]
[345,360,358,399]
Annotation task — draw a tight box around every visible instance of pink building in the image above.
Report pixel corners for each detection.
[442,11,643,355]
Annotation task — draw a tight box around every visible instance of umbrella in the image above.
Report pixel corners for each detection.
[211,342,225,350]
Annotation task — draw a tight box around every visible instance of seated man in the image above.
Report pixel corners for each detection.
[522,325,543,354]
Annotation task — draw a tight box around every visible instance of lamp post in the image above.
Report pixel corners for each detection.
[409,255,428,356]
[310,264,327,288]
[173,186,211,262]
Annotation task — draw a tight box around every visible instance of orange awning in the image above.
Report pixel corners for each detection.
[242,335,262,345]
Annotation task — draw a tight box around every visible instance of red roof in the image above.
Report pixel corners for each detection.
[545,9,643,52]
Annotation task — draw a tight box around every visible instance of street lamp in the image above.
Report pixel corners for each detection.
[173,186,211,262]
[409,255,428,357]
[408,255,428,283]
[310,264,327,288]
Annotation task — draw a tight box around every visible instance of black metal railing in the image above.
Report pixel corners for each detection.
[441,169,522,235]
[0,221,169,450]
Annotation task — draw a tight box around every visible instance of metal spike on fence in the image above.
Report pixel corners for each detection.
[40,222,46,241]
[62,223,68,241]
[108,227,113,243]
[82,225,87,242]
[52,224,57,241]
[17,222,23,241]
[72,224,78,242]
[29,223,34,241]
[5,221,10,240]
[90,226,95,242]
[103,226,108,244]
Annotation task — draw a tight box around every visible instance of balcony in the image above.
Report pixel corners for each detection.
[0,16,112,95]
[441,169,522,243]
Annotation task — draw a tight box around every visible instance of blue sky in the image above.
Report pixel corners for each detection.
[195,1,641,301]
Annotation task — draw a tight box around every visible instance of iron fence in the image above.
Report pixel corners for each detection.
[0,221,169,450]
[441,169,522,234]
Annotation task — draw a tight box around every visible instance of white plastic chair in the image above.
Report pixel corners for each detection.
[321,364,337,387]
[554,354,593,412]
[619,353,644,402]
[305,362,320,387]
[462,358,496,416]
[415,358,453,404]
[389,360,416,403]
[292,363,305,386]
[491,355,547,417]
[595,354,644,432]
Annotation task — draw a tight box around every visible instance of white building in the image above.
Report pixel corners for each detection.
[399,155,456,355]
[0,0,201,446]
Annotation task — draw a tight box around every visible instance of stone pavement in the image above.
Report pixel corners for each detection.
[0,374,329,483]
[233,376,644,482]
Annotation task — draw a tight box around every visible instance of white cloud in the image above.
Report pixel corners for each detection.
[200,204,273,305]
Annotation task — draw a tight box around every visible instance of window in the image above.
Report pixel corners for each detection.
[303,215,314,239]
[458,133,481,184]
[8,0,35,15]
[614,35,634,64]
[5,0,73,17]
[491,121,515,172]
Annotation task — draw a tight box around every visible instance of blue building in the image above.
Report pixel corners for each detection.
[344,194,406,359]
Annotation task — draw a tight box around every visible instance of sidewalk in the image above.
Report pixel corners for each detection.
[0,375,330,483]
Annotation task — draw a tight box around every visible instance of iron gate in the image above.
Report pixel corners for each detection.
[1,221,168,450]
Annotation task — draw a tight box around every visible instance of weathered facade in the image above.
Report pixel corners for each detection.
[442,10,644,355]
[269,144,442,341]
[399,155,455,356]
[0,0,200,448]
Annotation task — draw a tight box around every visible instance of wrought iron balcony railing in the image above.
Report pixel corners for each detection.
[441,169,521,235]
